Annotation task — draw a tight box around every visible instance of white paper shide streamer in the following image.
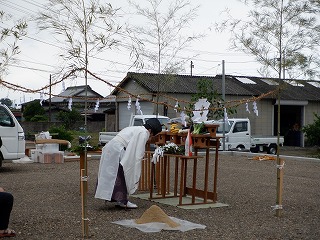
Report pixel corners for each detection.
[180,111,187,127]
[245,102,250,113]
[68,98,72,111]
[39,91,44,106]
[253,101,258,116]
[127,96,132,110]
[94,99,100,112]
[174,101,179,112]
[135,96,143,115]
[191,98,210,122]
[224,107,229,124]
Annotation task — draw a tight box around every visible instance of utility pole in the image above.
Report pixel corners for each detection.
[283,50,286,80]
[222,60,226,151]
[49,74,52,123]
[190,61,194,76]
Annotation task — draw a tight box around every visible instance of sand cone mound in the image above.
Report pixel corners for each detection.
[135,205,180,228]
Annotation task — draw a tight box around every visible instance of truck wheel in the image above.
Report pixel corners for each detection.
[250,146,259,153]
[236,145,246,151]
[267,145,277,155]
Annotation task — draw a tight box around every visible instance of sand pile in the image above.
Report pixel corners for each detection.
[135,205,180,228]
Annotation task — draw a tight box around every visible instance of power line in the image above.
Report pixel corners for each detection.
[7,64,52,73]
[3,0,258,64]
[2,0,263,82]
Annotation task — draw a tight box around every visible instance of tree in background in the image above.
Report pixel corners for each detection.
[56,109,83,130]
[36,0,122,128]
[187,79,237,120]
[0,98,13,107]
[128,0,203,74]
[23,100,47,122]
[0,11,27,79]
[36,0,121,75]
[48,125,74,151]
[216,0,320,79]
[127,0,204,114]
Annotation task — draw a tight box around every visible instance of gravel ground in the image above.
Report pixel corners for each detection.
[1,149,319,240]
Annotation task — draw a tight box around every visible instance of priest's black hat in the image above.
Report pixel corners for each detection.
[144,118,163,135]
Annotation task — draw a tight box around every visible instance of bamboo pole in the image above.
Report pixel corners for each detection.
[81,168,89,238]
[275,158,284,217]
[275,0,284,217]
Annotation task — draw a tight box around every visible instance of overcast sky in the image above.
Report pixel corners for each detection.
[1,0,260,105]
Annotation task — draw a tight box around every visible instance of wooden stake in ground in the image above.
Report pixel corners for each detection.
[81,168,89,238]
[275,157,284,217]
[80,153,89,238]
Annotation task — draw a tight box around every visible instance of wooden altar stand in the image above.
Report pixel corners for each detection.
[139,133,221,206]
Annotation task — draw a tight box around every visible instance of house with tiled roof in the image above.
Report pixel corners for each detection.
[48,85,116,121]
[50,85,103,109]
[21,85,116,122]
[110,72,320,147]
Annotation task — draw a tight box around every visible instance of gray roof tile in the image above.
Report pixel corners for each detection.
[112,72,320,102]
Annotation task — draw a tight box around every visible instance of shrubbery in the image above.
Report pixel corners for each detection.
[56,109,83,129]
[23,101,46,121]
[49,126,74,151]
[302,113,320,146]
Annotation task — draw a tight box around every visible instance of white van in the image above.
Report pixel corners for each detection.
[0,104,25,167]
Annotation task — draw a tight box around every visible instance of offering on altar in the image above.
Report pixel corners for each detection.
[161,142,185,154]
[192,122,206,135]
[152,142,185,163]
[169,123,181,133]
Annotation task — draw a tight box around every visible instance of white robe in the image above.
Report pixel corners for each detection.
[95,126,149,201]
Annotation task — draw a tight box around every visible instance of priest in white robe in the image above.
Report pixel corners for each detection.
[95,118,162,209]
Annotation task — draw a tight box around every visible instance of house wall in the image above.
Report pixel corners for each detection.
[116,80,153,100]
[104,114,116,132]
[305,102,320,126]
[222,96,275,136]
[116,80,174,129]
[161,93,192,118]
[116,90,278,136]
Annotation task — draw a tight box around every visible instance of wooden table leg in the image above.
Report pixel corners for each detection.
[161,156,167,198]
[204,148,209,203]
[183,158,187,195]
[213,140,219,202]
[149,162,154,199]
[191,156,197,204]
[179,157,184,205]
[156,159,161,195]
[140,155,145,190]
[147,152,151,190]
[166,156,170,194]
[174,156,179,196]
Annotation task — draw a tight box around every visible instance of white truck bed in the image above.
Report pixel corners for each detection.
[98,132,118,146]
[251,136,284,145]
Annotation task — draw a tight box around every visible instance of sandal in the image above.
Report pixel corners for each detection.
[0,229,16,238]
